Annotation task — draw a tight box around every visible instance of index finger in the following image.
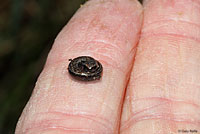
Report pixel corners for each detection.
[15,0,143,134]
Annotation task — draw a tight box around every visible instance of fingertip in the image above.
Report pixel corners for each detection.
[47,0,143,70]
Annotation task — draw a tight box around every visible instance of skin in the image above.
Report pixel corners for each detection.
[15,0,200,133]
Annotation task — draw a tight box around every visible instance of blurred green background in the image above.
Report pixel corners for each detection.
[0,0,143,133]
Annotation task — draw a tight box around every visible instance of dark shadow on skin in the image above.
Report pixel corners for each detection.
[139,0,143,4]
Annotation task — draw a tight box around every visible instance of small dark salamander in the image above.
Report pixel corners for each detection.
[68,56,103,81]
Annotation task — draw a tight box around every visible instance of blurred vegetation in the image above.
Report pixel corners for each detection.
[0,0,143,133]
[0,0,87,133]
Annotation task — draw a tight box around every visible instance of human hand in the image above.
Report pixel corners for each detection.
[15,0,200,133]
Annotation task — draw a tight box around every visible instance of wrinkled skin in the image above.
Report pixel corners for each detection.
[15,0,200,134]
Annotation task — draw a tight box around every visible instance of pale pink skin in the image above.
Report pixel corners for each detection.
[15,0,200,134]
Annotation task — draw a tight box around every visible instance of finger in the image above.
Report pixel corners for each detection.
[15,0,143,134]
[121,0,200,133]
